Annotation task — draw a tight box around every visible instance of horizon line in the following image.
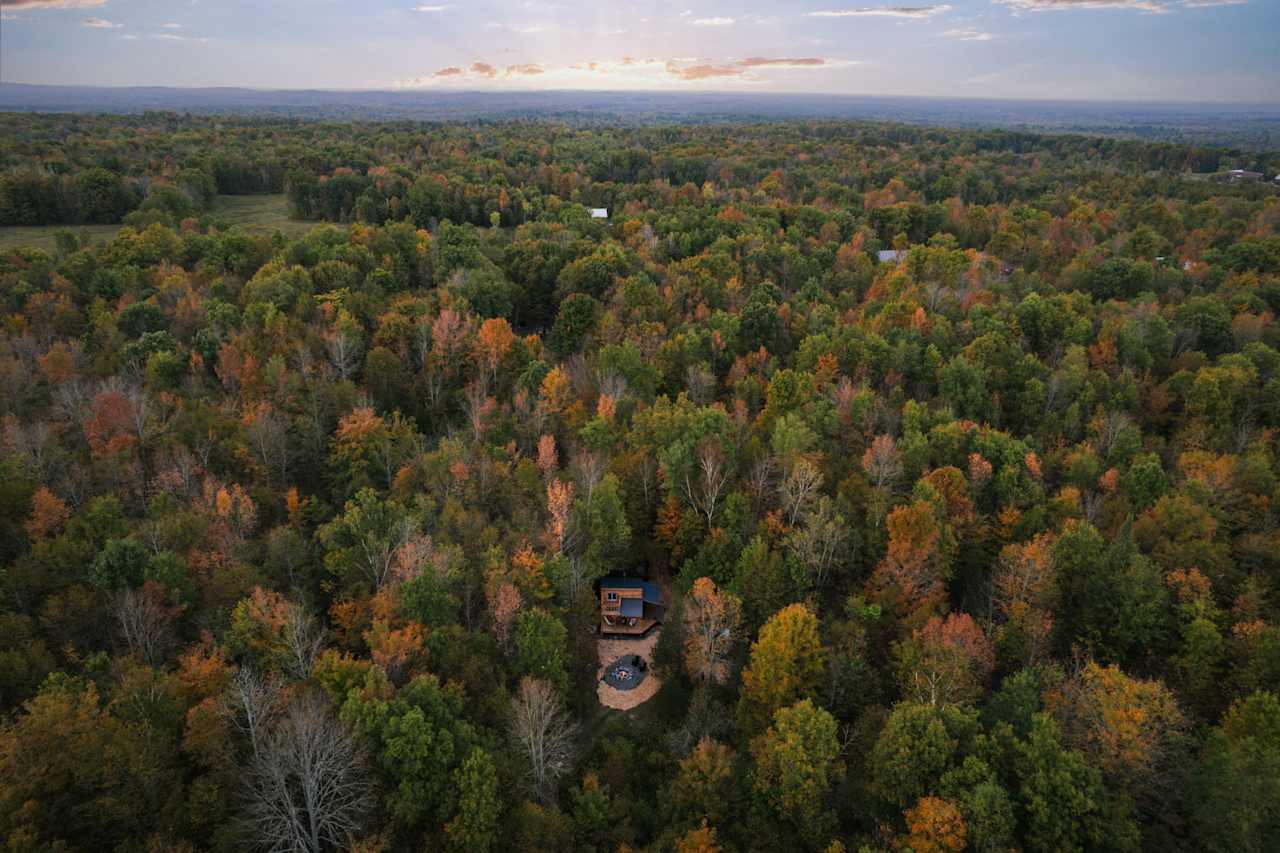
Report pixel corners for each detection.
[1,81,1279,109]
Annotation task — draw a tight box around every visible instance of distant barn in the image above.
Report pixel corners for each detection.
[590,208,609,219]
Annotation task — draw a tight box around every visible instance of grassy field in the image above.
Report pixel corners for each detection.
[0,222,120,253]
[206,194,317,240]
[0,194,316,253]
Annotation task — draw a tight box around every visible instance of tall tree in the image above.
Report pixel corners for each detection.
[738,604,826,733]
[511,677,579,805]
[240,689,372,853]
[683,577,743,685]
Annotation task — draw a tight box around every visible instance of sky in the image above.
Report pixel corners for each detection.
[0,0,1276,102]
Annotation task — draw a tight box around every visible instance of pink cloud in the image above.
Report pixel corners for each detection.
[667,62,744,81]
[737,57,826,67]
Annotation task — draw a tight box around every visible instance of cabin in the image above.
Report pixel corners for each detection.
[599,578,664,635]
[877,249,906,263]
[590,208,609,219]
[1227,169,1264,182]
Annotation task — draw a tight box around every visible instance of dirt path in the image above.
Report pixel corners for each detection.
[596,629,662,711]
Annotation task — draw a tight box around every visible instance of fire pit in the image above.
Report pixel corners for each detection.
[602,654,648,691]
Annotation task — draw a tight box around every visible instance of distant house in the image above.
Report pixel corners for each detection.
[877,249,907,264]
[590,208,609,219]
[1227,170,1264,182]
[599,578,664,635]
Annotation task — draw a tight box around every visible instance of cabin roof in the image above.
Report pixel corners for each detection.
[878,249,906,263]
[590,207,609,218]
[601,578,663,604]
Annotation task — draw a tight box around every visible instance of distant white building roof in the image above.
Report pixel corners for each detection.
[590,208,609,219]
[877,249,906,263]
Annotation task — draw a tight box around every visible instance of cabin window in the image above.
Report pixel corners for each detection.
[606,591,618,602]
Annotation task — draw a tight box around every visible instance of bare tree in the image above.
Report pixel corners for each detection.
[1093,411,1122,456]
[413,315,435,372]
[745,455,776,509]
[683,439,731,527]
[240,689,372,853]
[571,449,607,506]
[861,434,902,491]
[116,582,180,666]
[51,377,93,428]
[325,329,362,381]
[2,417,58,482]
[595,368,628,403]
[123,382,156,449]
[636,451,658,516]
[245,403,292,482]
[510,677,579,805]
[231,667,284,761]
[778,458,822,527]
[565,354,594,399]
[283,601,325,680]
[786,496,850,591]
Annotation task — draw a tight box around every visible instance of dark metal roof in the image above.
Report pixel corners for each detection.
[620,598,644,617]
[600,578,663,604]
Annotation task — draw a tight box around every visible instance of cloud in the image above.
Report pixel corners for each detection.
[512,24,551,33]
[737,57,827,67]
[81,16,120,27]
[995,0,1246,8]
[3,0,107,8]
[153,32,208,41]
[942,27,993,39]
[412,4,448,9]
[396,55,848,90]
[159,21,182,28]
[691,16,735,25]
[667,62,744,80]
[993,0,1167,10]
[807,5,951,17]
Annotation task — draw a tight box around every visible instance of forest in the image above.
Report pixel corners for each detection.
[1,112,1279,852]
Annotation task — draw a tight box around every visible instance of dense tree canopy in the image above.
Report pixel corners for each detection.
[1,112,1279,851]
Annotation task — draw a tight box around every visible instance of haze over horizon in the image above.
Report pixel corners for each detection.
[0,0,1276,103]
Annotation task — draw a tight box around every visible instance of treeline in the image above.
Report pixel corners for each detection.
[0,115,1279,853]
[2,112,1277,228]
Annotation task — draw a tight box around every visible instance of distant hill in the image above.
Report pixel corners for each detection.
[2,83,1279,148]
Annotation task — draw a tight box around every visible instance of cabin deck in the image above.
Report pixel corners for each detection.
[600,616,658,636]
